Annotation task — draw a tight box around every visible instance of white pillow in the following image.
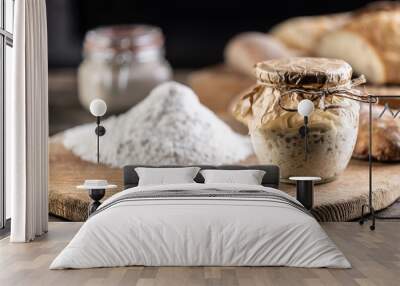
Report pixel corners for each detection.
[200,169,266,185]
[135,167,200,186]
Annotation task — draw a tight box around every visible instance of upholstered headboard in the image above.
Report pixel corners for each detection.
[123,165,280,189]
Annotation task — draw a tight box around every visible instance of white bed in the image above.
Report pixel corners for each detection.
[50,182,350,269]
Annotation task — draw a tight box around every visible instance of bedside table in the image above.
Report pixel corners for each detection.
[77,180,117,216]
[289,177,321,210]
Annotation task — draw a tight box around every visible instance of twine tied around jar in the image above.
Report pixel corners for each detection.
[242,74,377,115]
[278,75,376,111]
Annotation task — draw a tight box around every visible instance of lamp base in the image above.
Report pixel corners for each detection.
[88,188,105,216]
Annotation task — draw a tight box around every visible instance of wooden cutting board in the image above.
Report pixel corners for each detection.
[50,132,400,222]
[188,65,254,114]
[49,135,123,221]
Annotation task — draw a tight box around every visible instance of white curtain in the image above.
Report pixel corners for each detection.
[8,0,49,242]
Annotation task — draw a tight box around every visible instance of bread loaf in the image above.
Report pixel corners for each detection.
[224,32,297,76]
[354,103,400,161]
[269,13,350,54]
[317,10,400,84]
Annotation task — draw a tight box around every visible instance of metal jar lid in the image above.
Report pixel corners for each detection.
[255,57,353,88]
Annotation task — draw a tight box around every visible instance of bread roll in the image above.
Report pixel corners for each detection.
[224,32,297,76]
[355,1,400,15]
[317,10,400,84]
[269,13,350,54]
[354,103,400,161]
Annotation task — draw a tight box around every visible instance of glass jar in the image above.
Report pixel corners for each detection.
[78,25,172,113]
[234,57,366,183]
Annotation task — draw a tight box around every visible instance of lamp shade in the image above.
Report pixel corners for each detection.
[89,99,107,117]
[298,99,314,117]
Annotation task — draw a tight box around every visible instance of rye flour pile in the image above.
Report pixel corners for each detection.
[63,82,253,167]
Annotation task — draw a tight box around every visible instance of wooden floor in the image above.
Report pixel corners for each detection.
[0,222,399,286]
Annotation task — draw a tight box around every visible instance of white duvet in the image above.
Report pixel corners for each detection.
[50,183,350,269]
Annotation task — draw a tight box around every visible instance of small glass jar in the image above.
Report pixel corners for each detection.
[234,57,365,183]
[78,25,172,113]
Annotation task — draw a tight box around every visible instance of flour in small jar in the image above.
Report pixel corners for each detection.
[63,81,253,167]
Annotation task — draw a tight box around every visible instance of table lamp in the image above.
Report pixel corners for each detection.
[89,99,107,164]
[298,99,314,161]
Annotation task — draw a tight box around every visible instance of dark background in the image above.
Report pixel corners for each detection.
[46,0,373,69]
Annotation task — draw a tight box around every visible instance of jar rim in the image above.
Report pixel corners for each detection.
[255,57,353,88]
[83,24,164,55]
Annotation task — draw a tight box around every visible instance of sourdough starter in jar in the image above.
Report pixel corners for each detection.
[234,57,363,183]
[78,25,172,113]
[250,100,359,182]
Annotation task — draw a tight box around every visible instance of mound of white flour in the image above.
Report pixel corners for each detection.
[63,82,253,167]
